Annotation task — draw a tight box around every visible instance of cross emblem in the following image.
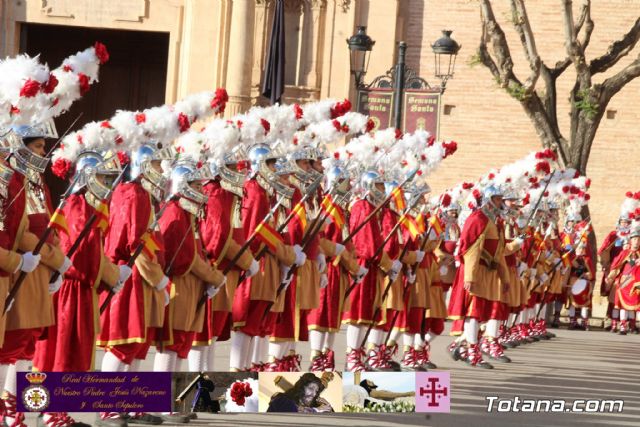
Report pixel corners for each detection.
[419,377,448,407]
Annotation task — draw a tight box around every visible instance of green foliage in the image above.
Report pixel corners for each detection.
[574,88,599,119]
[505,81,529,101]
[343,401,415,413]
[467,51,483,68]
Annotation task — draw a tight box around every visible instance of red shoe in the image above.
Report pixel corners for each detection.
[310,354,325,371]
[619,320,628,335]
[480,337,491,355]
[448,341,466,361]
[417,344,437,369]
[288,353,302,372]
[366,345,395,371]
[323,350,335,372]
[465,344,493,369]
[249,362,265,372]
[345,348,366,372]
[488,339,511,363]
[42,412,92,427]
[3,393,27,427]
[400,348,423,371]
[263,359,283,372]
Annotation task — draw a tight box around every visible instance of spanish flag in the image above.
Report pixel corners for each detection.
[562,234,572,247]
[291,201,307,230]
[49,208,69,236]
[429,214,445,237]
[399,214,421,239]
[140,231,162,258]
[255,222,284,252]
[321,195,345,229]
[391,187,406,212]
[415,213,427,234]
[95,200,110,233]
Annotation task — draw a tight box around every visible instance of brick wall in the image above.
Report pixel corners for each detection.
[402,0,640,248]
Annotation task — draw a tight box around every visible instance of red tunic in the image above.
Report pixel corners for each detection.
[98,182,165,351]
[342,198,387,325]
[33,193,108,371]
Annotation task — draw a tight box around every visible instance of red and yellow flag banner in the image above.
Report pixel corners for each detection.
[291,201,307,230]
[561,252,572,268]
[255,222,284,252]
[429,214,445,237]
[49,208,69,236]
[95,200,110,233]
[140,231,162,259]
[391,187,406,212]
[321,194,345,229]
[399,214,421,239]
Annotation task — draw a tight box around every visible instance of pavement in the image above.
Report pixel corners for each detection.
[24,324,639,427]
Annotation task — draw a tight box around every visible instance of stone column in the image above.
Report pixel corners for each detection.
[225,0,256,116]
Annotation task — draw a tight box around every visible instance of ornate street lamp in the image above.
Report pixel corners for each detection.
[432,30,461,92]
[347,26,376,88]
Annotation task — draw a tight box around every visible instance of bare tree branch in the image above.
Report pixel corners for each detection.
[601,53,640,100]
[479,0,518,86]
[510,0,541,93]
[577,0,594,51]
[590,17,640,74]
[561,0,588,76]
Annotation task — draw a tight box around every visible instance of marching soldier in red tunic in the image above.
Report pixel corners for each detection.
[0,125,72,427]
[599,216,632,332]
[189,153,258,372]
[342,171,400,372]
[448,186,511,369]
[606,225,639,335]
[230,144,302,372]
[307,163,364,371]
[97,144,173,426]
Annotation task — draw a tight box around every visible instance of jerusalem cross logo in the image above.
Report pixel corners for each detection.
[415,372,450,413]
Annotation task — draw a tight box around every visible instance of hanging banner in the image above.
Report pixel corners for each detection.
[402,90,441,138]
[356,89,394,131]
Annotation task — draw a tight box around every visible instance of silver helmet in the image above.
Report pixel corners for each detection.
[482,185,504,204]
[249,143,294,199]
[131,143,175,202]
[10,121,58,174]
[248,143,272,175]
[289,146,322,184]
[72,151,104,194]
[360,170,385,205]
[218,146,247,195]
[169,160,207,208]
[326,163,350,195]
[630,225,640,239]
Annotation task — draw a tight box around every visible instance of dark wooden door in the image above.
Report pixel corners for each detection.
[20,23,169,200]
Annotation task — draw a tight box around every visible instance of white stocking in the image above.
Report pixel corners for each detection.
[268,342,287,360]
[485,319,500,339]
[187,346,207,372]
[346,325,363,350]
[230,331,250,371]
[415,333,427,348]
[4,364,17,395]
[323,332,336,352]
[251,336,267,365]
[387,328,401,346]
[620,310,628,321]
[309,331,324,353]
[101,351,125,372]
[367,328,384,347]
[517,310,527,325]
[581,308,589,319]
[153,350,177,372]
[206,338,217,371]
[129,358,142,372]
[463,318,479,344]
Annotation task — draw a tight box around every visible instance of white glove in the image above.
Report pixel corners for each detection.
[517,263,528,276]
[163,289,170,306]
[406,270,417,284]
[293,245,307,267]
[247,259,260,278]
[205,285,220,299]
[539,273,549,283]
[334,243,346,256]
[17,252,40,273]
[155,275,170,291]
[48,275,63,294]
[58,256,72,274]
[316,254,327,274]
[118,265,133,284]
[319,274,329,289]
[414,250,425,264]
[513,237,524,247]
[355,266,368,283]
[281,268,293,291]
[112,279,125,294]
[454,260,461,268]
[529,268,537,278]
[390,260,402,274]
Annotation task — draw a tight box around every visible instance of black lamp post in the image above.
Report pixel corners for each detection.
[346,26,375,88]
[431,30,461,92]
[347,27,460,131]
